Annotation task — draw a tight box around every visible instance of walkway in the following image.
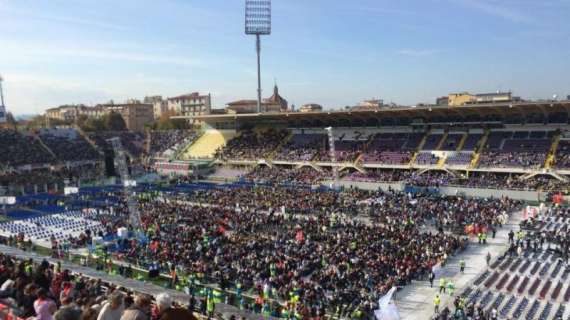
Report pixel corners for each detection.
[394,209,525,320]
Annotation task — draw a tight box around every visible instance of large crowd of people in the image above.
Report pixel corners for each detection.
[0,182,523,318]
[148,130,195,156]
[215,129,288,161]
[242,166,331,185]
[39,132,101,163]
[0,129,55,167]
[0,253,204,320]
[83,185,517,318]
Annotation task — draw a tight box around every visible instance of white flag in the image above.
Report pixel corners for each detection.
[374,287,400,320]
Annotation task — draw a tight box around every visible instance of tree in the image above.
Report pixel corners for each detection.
[155,110,190,130]
[5,112,17,130]
[105,112,127,131]
[81,117,106,131]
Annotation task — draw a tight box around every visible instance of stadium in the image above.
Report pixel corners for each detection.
[1,0,570,320]
[0,97,570,320]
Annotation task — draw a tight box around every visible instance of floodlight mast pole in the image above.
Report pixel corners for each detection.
[256,34,262,113]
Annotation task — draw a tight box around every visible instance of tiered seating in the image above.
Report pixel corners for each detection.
[315,139,365,162]
[275,133,326,161]
[440,133,464,151]
[461,133,483,150]
[478,130,553,168]
[361,132,417,165]
[88,131,145,157]
[445,152,472,165]
[183,130,236,159]
[415,152,439,165]
[149,130,196,156]
[40,130,100,162]
[217,129,289,160]
[0,129,55,166]
[422,133,443,150]
[555,139,570,169]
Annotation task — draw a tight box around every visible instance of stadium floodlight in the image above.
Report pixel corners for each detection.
[0,74,6,123]
[245,0,271,113]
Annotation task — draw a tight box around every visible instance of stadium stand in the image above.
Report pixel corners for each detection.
[181,130,237,159]
[39,129,101,162]
[0,129,55,167]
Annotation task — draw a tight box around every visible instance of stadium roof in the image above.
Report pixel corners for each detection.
[174,100,570,127]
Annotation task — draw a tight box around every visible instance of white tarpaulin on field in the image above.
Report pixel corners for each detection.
[374,287,400,320]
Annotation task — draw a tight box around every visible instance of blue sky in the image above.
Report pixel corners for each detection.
[1,0,569,115]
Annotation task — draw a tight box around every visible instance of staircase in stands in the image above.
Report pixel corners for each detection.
[410,130,430,165]
[544,132,562,169]
[470,129,490,168]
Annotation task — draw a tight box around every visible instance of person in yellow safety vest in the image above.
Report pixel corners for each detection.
[459,259,465,273]
[439,277,446,293]
[351,307,363,319]
[447,279,455,296]
[434,294,441,314]
[477,232,483,244]
[482,232,487,244]
[206,292,215,317]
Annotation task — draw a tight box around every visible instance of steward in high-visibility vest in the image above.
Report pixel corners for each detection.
[206,292,215,316]
[434,294,441,313]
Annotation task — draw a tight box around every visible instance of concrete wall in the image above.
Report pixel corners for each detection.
[332,179,543,202]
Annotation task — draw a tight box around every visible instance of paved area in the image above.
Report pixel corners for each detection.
[394,209,525,320]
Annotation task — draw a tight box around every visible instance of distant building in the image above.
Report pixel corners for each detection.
[436,96,449,106]
[45,105,106,122]
[168,92,211,120]
[448,93,475,107]
[447,91,513,106]
[226,84,288,114]
[474,92,512,104]
[101,102,153,132]
[299,103,323,113]
[351,99,384,111]
[143,96,167,119]
[263,84,288,112]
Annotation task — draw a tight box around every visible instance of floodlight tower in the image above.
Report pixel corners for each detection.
[325,127,339,190]
[0,75,6,123]
[245,0,271,113]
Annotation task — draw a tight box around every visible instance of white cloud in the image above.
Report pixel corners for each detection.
[3,41,208,68]
[397,49,439,56]
[451,0,533,23]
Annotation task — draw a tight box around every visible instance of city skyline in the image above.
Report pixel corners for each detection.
[1,0,570,115]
